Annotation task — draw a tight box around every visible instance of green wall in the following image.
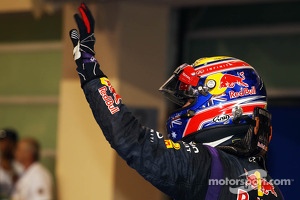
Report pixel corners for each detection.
[0,50,62,96]
[0,12,62,42]
[0,11,62,195]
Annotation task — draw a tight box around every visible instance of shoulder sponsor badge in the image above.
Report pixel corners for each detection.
[98,78,122,115]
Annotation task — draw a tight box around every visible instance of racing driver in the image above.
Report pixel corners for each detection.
[69,3,284,200]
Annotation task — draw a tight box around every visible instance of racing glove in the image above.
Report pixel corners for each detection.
[69,3,105,87]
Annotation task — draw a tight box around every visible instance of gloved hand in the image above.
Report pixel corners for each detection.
[70,3,105,87]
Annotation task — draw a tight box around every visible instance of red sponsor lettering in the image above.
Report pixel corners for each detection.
[229,86,256,99]
[98,86,120,115]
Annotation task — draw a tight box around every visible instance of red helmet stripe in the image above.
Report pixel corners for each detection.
[183,101,266,137]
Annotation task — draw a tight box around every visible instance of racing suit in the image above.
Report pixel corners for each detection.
[70,3,284,199]
[80,77,284,200]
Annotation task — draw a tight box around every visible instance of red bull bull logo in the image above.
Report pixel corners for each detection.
[219,72,248,88]
[244,169,278,197]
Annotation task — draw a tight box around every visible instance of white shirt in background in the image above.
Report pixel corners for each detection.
[0,161,22,198]
[12,162,52,200]
[0,165,13,198]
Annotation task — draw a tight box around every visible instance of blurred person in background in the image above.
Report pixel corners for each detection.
[0,129,19,199]
[12,138,52,200]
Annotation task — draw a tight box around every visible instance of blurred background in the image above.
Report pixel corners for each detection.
[0,0,299,199]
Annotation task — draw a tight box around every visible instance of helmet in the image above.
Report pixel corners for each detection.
[159,56,267,146]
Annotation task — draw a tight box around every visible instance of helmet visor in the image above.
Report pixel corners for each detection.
[159,64,199,106]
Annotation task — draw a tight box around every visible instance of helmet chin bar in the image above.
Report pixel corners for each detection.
[182,123,250,144]
[183,107,272,169]
[220,107,272,169]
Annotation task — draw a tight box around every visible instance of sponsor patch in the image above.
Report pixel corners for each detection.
[213,114,230,123]
[164,140,181,150]
[219,72,248,89]
[244,169,277,197]
[98,78,122,115]
[229,86,256,99]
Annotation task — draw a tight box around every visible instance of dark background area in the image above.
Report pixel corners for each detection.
[267,104,299,198]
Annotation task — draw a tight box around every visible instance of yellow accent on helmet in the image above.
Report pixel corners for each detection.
[205,73,227,95]
[193,56,232,67]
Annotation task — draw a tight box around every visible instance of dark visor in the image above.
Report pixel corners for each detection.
[159,64,199,106]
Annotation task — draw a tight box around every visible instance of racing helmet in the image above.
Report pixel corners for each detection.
[159,56,267,146]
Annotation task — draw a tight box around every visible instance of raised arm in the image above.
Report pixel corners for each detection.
[69,4,212,199]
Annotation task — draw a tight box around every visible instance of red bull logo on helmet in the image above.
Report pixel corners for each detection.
[204,71,256,98]
[219,72,248,88]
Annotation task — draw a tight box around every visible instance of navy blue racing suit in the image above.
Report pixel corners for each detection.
[81,77,284,200]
